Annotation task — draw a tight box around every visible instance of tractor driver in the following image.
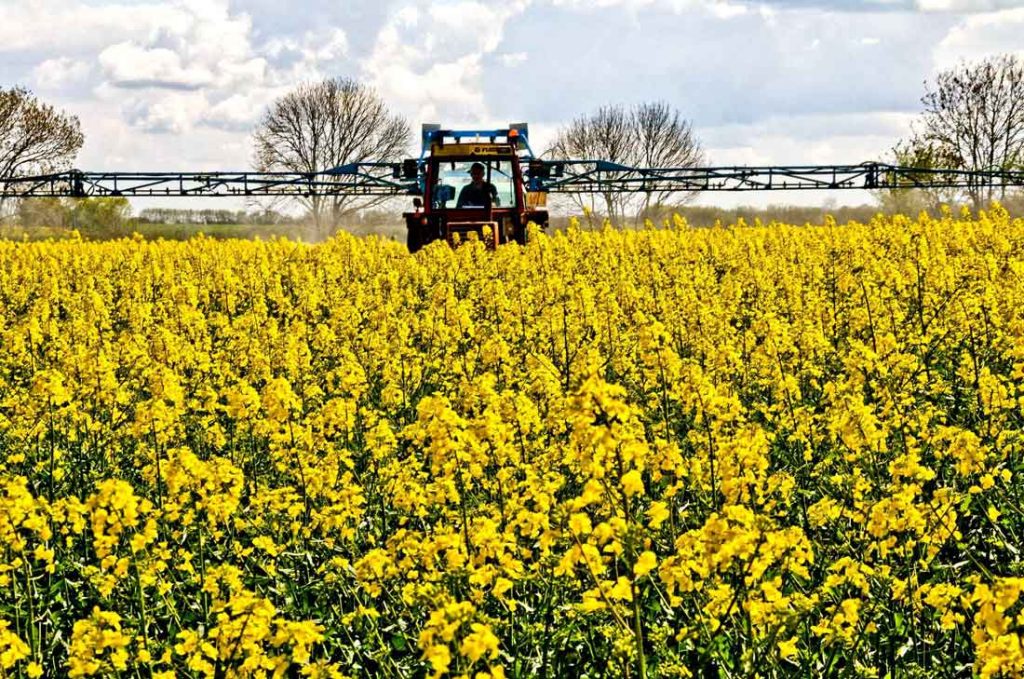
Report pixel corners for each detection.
[456,162,500,208]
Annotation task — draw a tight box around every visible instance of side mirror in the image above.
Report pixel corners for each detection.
[402,159,419,180]
[413,197,423,209]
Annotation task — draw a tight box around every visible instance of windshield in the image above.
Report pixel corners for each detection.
[433,160,516,209]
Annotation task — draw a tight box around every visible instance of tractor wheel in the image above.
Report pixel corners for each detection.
[514,223,527,245]
[407,225,422,253]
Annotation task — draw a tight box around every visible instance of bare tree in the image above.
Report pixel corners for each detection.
[252,78,411,238]
[547,106,632,226]
[0,87,83,217]
[633,101,704,220]
[902,54,1024,209]
[547,102,704,226]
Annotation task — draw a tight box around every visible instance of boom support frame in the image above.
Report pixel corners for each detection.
[2,162,1023,199]
[530,162,1024,193]
[0,164,412,198]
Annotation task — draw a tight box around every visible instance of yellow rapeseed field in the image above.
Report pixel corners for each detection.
[1,208,1023,678]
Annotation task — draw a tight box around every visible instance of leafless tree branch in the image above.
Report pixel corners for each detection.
[0,86,83,217]
[546,101,704,226]
[907,54,1024,209]
[252,78,411,238]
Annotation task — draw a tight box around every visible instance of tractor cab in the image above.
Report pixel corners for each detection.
[403,125,549,252]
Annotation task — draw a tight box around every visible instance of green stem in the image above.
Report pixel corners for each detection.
[631,580,648,679]
[24,560,37,659]
[133,555,151,664]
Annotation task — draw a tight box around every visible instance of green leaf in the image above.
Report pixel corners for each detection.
[390,634,407,651]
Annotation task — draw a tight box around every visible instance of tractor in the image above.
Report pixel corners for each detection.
[402,124,549,252]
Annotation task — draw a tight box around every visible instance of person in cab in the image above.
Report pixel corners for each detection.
[456,162,500,208]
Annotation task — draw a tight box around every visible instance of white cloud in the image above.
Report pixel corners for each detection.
[549,0,747,15]
[98,43,215,90]
[264,27,349,65]
[916,0,1024,10]
[95,1,268,91]
[499,52,529,67]
[361,0,533,123]
[702,111,916,165]
[201,93,275,132]
[707,1,748,18]
[117,89,211,134]
[32,57,92,91]
[933,7,1024,68]
[0,1,182,53]
[4,0,357,135]
[118,2,355,135]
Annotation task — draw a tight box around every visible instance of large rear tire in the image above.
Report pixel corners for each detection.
[513,222,527,245]
[406,223,423,253]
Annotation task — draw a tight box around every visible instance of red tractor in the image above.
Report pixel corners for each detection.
[403,124,549,252]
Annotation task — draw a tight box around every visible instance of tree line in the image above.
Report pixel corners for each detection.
[2,54,1023,237]
[12,199,300,236]
[135,208,300,226]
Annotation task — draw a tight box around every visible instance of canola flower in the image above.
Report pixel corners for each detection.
[0,208,1022,676]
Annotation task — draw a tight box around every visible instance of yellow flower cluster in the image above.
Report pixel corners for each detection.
[68,608,131,677]
[0,207,1023,676]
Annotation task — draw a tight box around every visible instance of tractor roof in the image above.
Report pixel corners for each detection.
[421,123,533,158]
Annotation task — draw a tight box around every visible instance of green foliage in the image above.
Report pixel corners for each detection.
[877,139,964,215]
[15,197,69,228]
[14,197,133,237]
[68,197,132,237]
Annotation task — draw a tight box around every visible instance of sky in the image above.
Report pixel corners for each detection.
[1,0,1023,209]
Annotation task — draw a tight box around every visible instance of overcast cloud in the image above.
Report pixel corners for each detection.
[1,0,1023,207]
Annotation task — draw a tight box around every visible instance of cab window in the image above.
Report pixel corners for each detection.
[433,160,516,209]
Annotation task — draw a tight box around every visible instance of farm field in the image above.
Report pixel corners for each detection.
[1,211,1024,677]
